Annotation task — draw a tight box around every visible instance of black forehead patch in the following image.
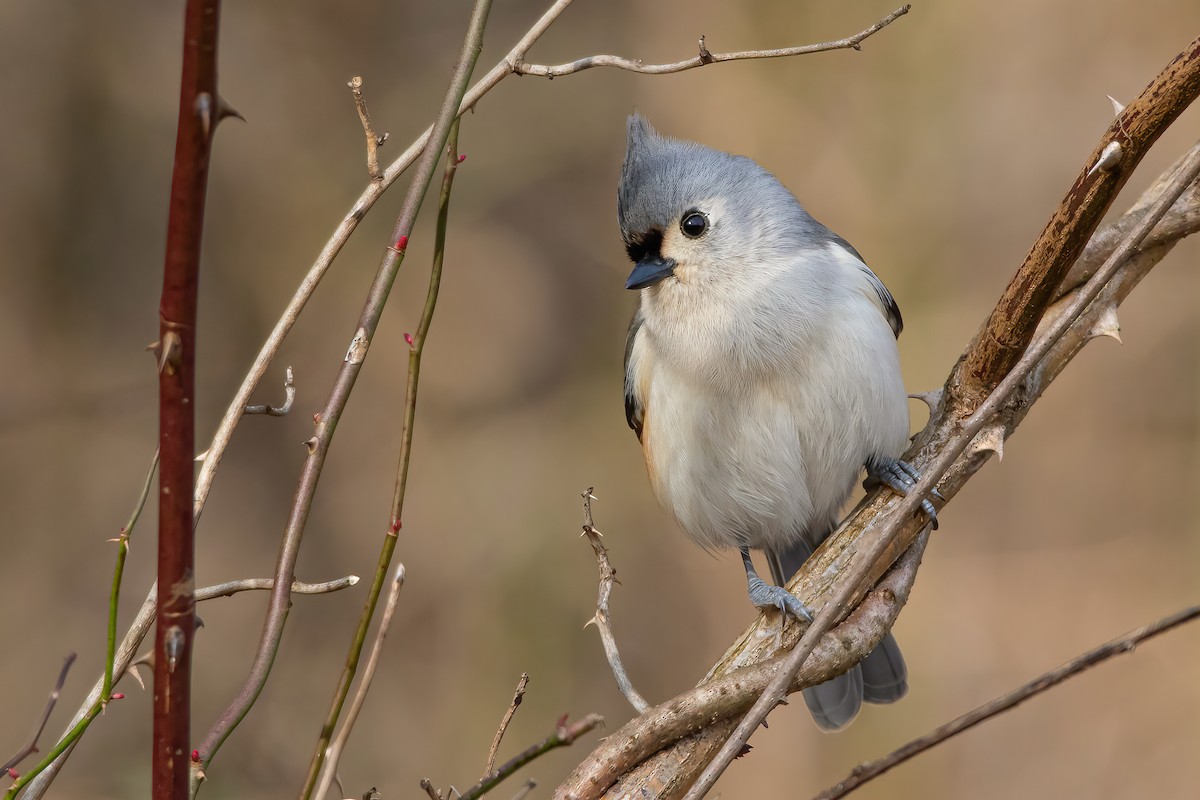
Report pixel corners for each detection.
[625,229,663,263]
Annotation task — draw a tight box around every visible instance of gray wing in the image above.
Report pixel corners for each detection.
[831,234,903,338]
[624,304,646,441]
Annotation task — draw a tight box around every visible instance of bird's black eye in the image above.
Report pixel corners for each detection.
[680,211,708,239]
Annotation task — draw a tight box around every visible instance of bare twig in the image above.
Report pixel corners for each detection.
[485,674,531,777]
[195,575,360,602]
[680,133,1200,800]
[313,565,407,800]
[1,653,76,776]
[514,5,910,77]
[298,119,470,800]
[421,779,443,800]
[104,449,158,707]
[348,77,388,182]
[458,715,604,800]
[815,605,1200,800]
[244,367,295,416]
[579,489,649,714]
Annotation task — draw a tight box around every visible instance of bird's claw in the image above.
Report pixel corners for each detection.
[740,547,813,622]
[747,574,814,622]
[868,458,941,530]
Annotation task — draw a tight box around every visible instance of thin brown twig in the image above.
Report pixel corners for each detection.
[348,77,388,181]
[312,565,407,800]
[514,5,910,77]
[485,674,530,777]
[421,779,444,800]
[195,576,360,602]
[815,605,1200,800]
[1,654,76,776]
[579,489,649,714]
[458,715,603,800]
[243,367,295,416]
[678,137,1200,800]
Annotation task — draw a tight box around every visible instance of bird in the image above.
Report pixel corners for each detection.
[618,113,935,730]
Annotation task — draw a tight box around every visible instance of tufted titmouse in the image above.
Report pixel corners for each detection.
[618,114,936,730]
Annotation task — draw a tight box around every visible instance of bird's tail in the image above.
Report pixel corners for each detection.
[768,532,908,732]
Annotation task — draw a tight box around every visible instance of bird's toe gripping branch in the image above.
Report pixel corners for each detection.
[740,547,814,622]
[866,458,942,530]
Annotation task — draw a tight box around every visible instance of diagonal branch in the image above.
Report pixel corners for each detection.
[946,34,1200,414]
[814,605,1200,800]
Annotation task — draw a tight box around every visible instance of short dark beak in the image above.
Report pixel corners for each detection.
[625,255,676,290]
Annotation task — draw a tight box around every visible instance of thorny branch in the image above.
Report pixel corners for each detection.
[814,605,1200,800]
[579,489,649,714]
[1,654,76,776]
[486,674,531,778]
[154,0,229,795]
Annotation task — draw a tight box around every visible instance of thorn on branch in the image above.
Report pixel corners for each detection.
[1089,305,1122,343]
[698,35,714,64]
[1087,141,1124,178]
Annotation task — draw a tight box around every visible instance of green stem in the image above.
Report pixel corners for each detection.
[103,448,159,704]
[4,701,100,799]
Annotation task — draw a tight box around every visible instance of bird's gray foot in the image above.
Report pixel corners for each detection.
[740,547,813,621]
[866,457,941,530]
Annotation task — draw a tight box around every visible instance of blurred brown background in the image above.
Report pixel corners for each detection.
[2,1,1199,798]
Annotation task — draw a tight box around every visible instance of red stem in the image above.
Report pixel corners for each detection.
[155,1,222,797]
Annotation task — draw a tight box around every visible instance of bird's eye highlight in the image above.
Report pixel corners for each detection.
[680,211,708,239]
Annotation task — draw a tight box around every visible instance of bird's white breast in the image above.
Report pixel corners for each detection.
[631,242,909,553]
